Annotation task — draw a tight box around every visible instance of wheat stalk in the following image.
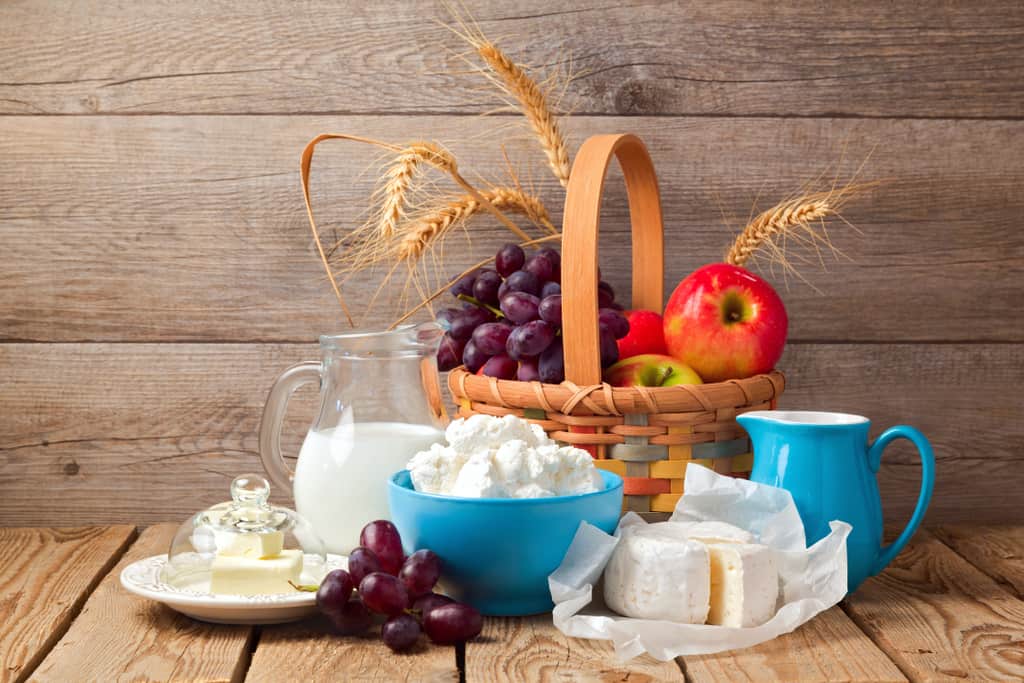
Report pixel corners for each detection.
[444,9,572,188]
[396,187,555,261]
[725,182,878,290]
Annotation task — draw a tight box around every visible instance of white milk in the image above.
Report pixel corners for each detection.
[293,422,443,555]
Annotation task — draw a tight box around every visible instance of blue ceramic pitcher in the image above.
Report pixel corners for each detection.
[738,411,935,593]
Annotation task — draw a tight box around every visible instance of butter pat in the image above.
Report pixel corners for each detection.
[209,548,303,595]
[706,543,779,627]
[603,524,711,623]
[219,531,284,559]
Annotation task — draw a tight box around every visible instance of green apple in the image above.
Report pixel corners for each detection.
[603,353,703,387]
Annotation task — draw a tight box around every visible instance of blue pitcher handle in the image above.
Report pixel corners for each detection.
[868,425,935,574]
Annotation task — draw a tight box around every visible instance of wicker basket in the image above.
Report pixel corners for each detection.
[448,133,785,513]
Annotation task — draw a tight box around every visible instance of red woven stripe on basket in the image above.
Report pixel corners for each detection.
[569,425,598,458]
[623,477,672,495]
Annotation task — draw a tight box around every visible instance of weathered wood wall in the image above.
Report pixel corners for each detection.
[1,1,1022,526]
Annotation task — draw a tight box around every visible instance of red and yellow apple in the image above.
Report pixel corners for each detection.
[663,263,787,382]
[604,354,703,387]
[617,309,668,359]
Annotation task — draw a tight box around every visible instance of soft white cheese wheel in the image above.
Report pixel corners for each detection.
[666,520,755,545]
[603,524,711,623]
[706,543,779,627]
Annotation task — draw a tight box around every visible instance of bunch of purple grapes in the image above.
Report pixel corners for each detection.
[316,520,482,652]
[436,244,629,382]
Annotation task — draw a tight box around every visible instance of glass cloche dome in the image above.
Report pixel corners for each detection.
[163,474,328,595]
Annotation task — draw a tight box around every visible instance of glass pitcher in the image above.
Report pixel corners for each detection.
[259,323,447,555]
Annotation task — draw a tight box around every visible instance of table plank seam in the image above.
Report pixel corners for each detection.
[11,526,138,683]
[932,528,1024,601]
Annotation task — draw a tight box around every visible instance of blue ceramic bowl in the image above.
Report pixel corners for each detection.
[387,469,623,616]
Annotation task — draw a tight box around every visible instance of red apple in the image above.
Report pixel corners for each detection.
[604,354,703,387]
[663,263,787,382]
[617,309,668,359]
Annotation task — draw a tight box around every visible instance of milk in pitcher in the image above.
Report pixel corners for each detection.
[294,421,443,555]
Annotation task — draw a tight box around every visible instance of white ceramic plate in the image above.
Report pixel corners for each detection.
[120,554,346,624]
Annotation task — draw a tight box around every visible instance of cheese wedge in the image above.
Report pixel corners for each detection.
[706,543,778,627]
[209,548,303,595]
[603,525,711,623]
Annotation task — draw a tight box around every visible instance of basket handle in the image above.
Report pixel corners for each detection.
[561,134,665,385]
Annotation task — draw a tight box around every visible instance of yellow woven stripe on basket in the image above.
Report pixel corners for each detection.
[731,452,754,472]
[648,459,686,480]
[651,493,682,513]
[667,425,691,494]
[593,459,627,477]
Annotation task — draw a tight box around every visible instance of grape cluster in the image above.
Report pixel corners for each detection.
[316,520,483,651]
[436,244,629,381]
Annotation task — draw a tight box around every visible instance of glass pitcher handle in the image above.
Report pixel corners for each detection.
[258,361,321,494]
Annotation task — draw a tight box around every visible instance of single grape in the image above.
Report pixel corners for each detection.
[506,320,555,359]
[472,270,503,306]
[523,253,555,282]
[359,520,405,575]
[450,307,492,341]
[503,270,541,297]
[326,598,372,635]
[399,549,442,598]
[598,281,616,308]
[539,339,565,383]
[500,291,540,324]
[495,243,526,277]
[315,569,355,618]
[359,572,409,615]
[462,339,489,373]
[435,307,461,331]
[598,308,630,340]
[538,294,562,325]
[540,281,561,299]
[412,592,454,620]
[516,358,540,382]
[472,322,512,356]
[599,328,619,367]
[537,246,561,268]
[449,271,477,298]
[382,613,422,652]
[436,333,465,372]
[423,603,483,644]
[481,354,518,379]
[347,547,381,584]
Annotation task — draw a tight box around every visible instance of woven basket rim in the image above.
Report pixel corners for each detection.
[448,367,785,417]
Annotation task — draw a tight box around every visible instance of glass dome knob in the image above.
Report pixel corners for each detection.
[230,474,271,507]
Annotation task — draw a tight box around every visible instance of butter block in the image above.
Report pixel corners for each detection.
[218,531,285,559]
[209,548,303,595]
[706,543,778,627]
[603,525,711,623]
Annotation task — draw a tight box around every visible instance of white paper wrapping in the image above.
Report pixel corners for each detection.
[548,464,852,661]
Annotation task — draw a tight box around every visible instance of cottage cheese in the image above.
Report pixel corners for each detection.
[407,414,603,498]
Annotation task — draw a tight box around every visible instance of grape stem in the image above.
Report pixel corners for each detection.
[288,580,319,592]
[456,293,503,318]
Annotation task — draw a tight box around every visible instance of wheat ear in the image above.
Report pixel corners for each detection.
[374,143,455,239]
[396,187,554,261]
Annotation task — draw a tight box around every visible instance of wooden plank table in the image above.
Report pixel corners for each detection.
[2,525,1022,682]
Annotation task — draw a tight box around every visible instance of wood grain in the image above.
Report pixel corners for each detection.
[1,115,1023,343]
[1,1,1022,117]
[844,530,1024,682]
[32,524,253,683]
[0,525,135,683]
[681,606,906,682]
[464,614,684,681]
[933,525,1024,599]
[248,619,457,682]
[1,342,1021,527]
